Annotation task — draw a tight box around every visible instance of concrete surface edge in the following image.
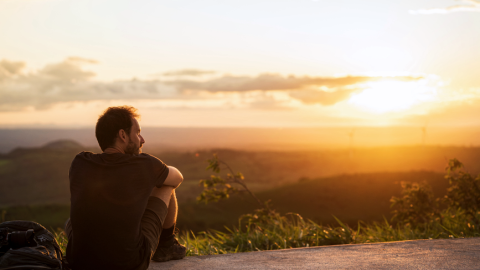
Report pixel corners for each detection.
[149,237,480,269]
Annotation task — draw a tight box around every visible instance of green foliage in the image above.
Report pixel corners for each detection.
[390,158,480,228]
[390,182,439,226]
[179,212,355,256]
[205,154,221,174]
[197,154,263,207]
[239,202,278,226]
[358,208,480,243]
[175,207,480,256]
[50,210,480,257]
[51,207,480,257]
[198,175,240,204]
[187,155,480,256]
[444,158,480,222]
[183,155,480,256]
[53,229,68,255]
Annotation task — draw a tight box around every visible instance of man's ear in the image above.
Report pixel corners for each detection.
[118,129,127,142]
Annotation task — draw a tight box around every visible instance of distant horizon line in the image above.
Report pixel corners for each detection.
[2,125,480,130]
[2,142,480,153]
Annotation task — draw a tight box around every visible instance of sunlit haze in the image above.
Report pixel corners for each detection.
[1,0,479,133]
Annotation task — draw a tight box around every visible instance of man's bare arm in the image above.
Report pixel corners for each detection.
[163,166,183,188]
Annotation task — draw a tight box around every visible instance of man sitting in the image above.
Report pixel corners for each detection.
[65,106,186,270]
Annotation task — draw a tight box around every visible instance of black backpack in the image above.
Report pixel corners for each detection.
[0,220,65,270]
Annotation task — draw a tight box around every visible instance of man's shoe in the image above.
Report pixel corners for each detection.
[151,237,186,262]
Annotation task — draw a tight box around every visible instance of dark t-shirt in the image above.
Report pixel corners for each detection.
[66,152,169,270]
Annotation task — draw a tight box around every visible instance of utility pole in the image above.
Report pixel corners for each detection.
[348,128,355,159]
[421,122,428,148]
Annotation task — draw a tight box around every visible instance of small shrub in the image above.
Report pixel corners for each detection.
[444,158,480,223]
[390,181,439,226]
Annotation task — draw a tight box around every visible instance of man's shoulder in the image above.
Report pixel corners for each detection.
[76,151,95,156]
[138,153,161,161]
[72,151,96,160]
[139,153,166,167]
[72,152,163,166]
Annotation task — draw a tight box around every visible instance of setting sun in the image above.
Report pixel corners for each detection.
[348,81,437,113]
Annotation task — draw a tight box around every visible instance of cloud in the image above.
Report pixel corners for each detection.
[0,58,425,111]
[248,95,295,110]
[163,69,216,77]
[66,56,99,64]
[165,73,422,106]
[39,59,96,82]
[288,88,360,106]
[410,0,480,14]
[0,60,26,81]
[166,73,421,92]
[0,58,176,111]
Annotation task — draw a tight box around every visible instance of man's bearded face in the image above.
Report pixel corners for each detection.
[124,118,144,155]
[125,137,141,155]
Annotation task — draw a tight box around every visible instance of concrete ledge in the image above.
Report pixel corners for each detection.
[148,238,480,269]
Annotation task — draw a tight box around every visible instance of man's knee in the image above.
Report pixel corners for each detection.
[163,166,183,188]
[150,186,174,207]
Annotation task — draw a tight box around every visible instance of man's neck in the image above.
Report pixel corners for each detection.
[103,147,125,154]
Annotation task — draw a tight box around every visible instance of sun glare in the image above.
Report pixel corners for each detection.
[347,46,415,73]
[348,81,437,113]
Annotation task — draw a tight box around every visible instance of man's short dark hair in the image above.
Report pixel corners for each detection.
[95,106,140,151]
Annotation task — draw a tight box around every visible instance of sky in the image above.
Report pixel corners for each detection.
[0,0,479,128]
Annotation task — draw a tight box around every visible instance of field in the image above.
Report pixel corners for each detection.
[0,170,448,231]
[175,170,449,231]
[2,140,477,232]
[2,141,480,205]
[1,139,479,259]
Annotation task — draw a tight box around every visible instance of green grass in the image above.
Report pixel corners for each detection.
[180,209,480,256]
[52,208,480,256]
[53,228,68,255]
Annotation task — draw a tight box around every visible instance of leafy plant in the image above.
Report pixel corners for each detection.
[197,154,264,207]
[390,181,439,226]
[444,158,480,223]
[390,158,480,228]
[197,154,292,234]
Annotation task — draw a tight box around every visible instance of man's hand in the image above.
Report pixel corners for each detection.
[163,166,183,189]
